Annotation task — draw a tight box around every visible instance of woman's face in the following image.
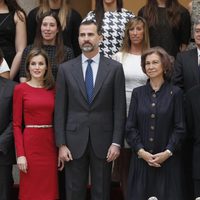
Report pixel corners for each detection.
[103,0,116,5]
[145,53,164,80]
[28,55,47,80]
[41,16,58,45]
[129,21,144,46]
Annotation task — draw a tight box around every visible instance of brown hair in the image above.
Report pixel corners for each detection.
[142,0,183,28]
[37,0,70,30]
[5,0,26,22]
[141,47,174,81]
[25,47,55,89]
[121,16,150,53]
[34,11,65,64]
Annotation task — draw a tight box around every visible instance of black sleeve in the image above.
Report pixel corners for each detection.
[70,9,82,57]
[19,46,32,78]
[179,8,191,45]
[63,46,74,62]
[27,8,38,45]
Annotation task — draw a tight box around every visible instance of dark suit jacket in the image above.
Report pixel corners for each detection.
[185,85,200,179]
[173,48,200,93]
[54,54,126,159]
[0,77,16,165]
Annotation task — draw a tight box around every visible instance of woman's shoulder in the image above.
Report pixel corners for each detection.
[14,82,27,91]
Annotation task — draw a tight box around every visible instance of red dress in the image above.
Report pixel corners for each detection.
[13,83,58,200]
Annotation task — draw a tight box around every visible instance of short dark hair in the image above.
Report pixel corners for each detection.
[79,20,102,35]
[141,47,174,81]
[25,47,55,89]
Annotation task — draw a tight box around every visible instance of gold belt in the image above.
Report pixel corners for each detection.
[25,125,53,128]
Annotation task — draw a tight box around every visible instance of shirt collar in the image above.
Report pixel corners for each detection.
[81,53,100,64]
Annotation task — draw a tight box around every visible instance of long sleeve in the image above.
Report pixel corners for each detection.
[19,45,32,78]
[27,8,38,45]
[126,89,144,152]
[70,9,82,57]
[13,85,25,157]
[166,88,185,153]
[112,64,126,145]
[172,52,184,90]
[54,64,68,147]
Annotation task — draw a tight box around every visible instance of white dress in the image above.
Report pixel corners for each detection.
[112,52,147,113]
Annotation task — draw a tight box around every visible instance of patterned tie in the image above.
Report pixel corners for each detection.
[85,59,93,104]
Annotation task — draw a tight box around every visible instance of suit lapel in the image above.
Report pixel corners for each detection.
[93,55,110,101]
[71,56,88,102]
[70,55,111,104]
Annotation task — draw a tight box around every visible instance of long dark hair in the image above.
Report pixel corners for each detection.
[25,47,55,89]
[142,0,182,28]
[94,0,123,29]
[34,11,65,64]
[5,0,26,21]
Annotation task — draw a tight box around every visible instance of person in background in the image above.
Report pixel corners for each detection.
[0,48,17,200]
[27,0,82,56]
[126,47,185,200]
[20,11,73,82]
[13,48,63,200]
[188,0,200,49]
[0,48,10,79]
[54,20,126,200]
[83,0,134,58]
[112,16,149,199]
[0,0,27,80]
[185,85,200,200]
[138,0,191,58]
[172,18,200,200]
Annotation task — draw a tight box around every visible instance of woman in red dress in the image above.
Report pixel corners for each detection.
[13,48,63,200]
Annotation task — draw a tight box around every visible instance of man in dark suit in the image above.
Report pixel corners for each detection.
[54,20,126,200]
[0,58,16,200]
[173,19,200,93]
[173,18,200,200]
[185,85,200,200]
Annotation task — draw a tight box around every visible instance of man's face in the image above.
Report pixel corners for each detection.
[78,24,102,53]
[194,24,200,48]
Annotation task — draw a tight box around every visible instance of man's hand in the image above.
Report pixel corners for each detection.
[106,144,120,162]
[58,157,65,171]
[59,145,73,162]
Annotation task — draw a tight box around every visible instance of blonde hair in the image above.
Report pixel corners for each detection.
[121,16,150,54]
[37,0,70,30]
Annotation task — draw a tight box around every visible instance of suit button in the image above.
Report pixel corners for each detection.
[149,137,154,142]
[150,126,155,130]
[151,114,155,118]
[152,103,156,107]
[152,94,156,98]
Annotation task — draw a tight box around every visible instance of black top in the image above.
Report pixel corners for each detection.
[27,8,82,57]
[126,81,185,199]
[138,6,191,58]
[0,12,16,66]
[19,44,74,80]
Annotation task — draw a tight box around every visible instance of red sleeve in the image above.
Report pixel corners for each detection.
[13,84,25,157]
